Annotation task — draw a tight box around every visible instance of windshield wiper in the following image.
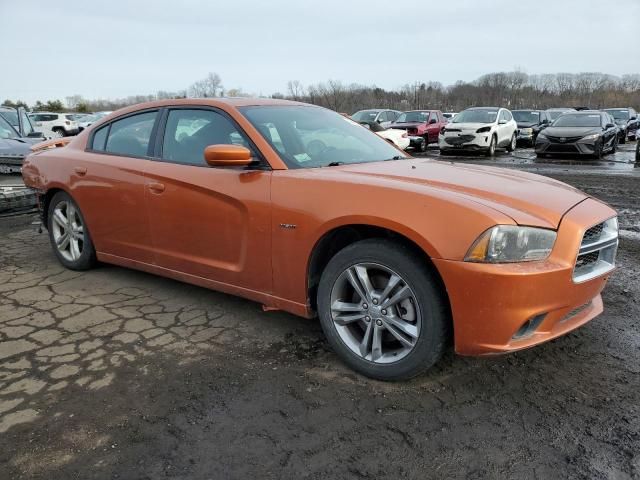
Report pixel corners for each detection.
[324,161,345,167]
[384,156,405,161]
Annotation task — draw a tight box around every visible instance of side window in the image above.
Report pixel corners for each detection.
[20,111,34,134]
[429,112,438,123]
[105,111,157,157]
[499,110,507,122]
[504,110,512,121]
[91,125,109,151]
[161,109,252,166]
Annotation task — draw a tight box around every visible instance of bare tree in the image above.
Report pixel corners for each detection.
[188,72,223,98]
[287,80,305,100]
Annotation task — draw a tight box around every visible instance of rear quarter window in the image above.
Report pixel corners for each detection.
[90,126,108,151]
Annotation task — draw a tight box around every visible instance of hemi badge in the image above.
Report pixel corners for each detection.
[280,223,297,229]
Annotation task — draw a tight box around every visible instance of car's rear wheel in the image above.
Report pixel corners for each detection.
[47,191,96,271]
[317,239,448,381]
[52,128,64,138]
[506,133,517,152]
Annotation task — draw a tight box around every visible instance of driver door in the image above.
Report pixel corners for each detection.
[144,107,272,294]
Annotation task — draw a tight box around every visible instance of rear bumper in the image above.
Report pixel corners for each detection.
[434,198,617,356]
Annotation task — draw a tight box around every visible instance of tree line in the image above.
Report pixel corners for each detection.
[3,71,639,114]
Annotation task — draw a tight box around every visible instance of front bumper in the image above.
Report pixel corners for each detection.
[433,198,617,355]
[517,129,535,144]
[438,133,492,151]
[535,136,597,155]
[408,135,425,148]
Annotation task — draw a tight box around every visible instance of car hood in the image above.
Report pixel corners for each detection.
[543,126,601,137]
[516,121,539,128]
[334,159,588,228]
[0,138,32,157]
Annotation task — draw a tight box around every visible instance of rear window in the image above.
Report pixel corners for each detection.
[91,126,109,151]
[104,111,157,157]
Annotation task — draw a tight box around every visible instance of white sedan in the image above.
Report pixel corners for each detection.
[438,107,518,156]
[359,121,410,150]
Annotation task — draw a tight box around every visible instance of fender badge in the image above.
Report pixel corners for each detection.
[280,223,297,229]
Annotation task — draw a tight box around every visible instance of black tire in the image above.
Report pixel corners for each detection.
[419,138,428,153]
[611,137,617,154]
[439,149,450,156]
[47,191,96,270]
[52,128,65,138]
[485,135,496,156]
[506,133,517,152]
[619,134,626,145]
[317,238,449,381]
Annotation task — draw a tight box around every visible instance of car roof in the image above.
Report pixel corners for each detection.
[468,107,501,110]
[563,110,603,115]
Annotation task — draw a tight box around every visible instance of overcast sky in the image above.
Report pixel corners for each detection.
[1,0,639,104]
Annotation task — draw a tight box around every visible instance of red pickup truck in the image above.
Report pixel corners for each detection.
[389,110,448,151]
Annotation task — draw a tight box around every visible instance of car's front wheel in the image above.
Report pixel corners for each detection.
[47,191,96,270]
[506,133,517,152]
[485,135,496,156]
[317,239,449,381]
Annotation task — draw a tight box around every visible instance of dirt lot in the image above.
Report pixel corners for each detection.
[0,144,639,479]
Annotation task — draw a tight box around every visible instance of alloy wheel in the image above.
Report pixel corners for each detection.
[51,200,84,262]
[329,263,421,363]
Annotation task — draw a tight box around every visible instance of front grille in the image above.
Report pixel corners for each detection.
[445,135,475,145]
[583,224,603,243]
[546,135,583,143]
[575,251,599,269]
[573,217,618,282]
[546,144,579,153]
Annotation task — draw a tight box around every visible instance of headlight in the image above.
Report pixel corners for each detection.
[465,225,557,263]
[521,128,533,134]
[581,133,601,141]
[476,126,491,133]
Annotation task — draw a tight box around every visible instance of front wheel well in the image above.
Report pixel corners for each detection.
[307,225,449,315]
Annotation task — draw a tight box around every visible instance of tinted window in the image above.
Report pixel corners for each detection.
[453,109,498,123]
[19,110,34,135]
[161,109,252,166]
[105,111,157,157]
[91,126,108,151]
[553,114,602,127]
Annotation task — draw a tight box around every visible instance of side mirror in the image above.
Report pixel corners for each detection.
[28,131,44,138]
[498,119,507,125]
[204,144,253,167]
[605,123,615,129]
[630,116,637,121]
[376,118,382,124]
[429,118,437,124]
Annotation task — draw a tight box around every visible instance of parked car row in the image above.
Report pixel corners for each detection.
[352,104,638,159]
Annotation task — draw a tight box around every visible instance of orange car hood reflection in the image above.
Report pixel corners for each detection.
[330,158,587,228]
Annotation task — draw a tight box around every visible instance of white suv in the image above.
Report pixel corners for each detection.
[28,112,80,138]
[438,107,518,156]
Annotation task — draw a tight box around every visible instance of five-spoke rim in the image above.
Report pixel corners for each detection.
[330,262,421,364]
[51,200,84,262]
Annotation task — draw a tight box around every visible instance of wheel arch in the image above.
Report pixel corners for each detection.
[41,185,73,229]
[306,223,449,315]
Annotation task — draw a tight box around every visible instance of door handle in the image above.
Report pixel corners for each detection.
[147,182,165,194]
[74,167,87,176]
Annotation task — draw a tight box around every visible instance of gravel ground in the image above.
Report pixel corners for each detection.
[0,143,639,479]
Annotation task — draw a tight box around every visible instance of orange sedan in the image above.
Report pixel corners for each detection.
[22,98,618,380]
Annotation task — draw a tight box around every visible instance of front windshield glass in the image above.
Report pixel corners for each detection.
[604,109,629,121]
[452,109,497,124]
[552,114,601,127]
[241,106,408,169]
[396,111,429,123]
[512,111,540,123]
[0,115,19,139]
[351,110,379,122]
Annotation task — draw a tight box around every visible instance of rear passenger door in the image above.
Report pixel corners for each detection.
[76,110,159,263]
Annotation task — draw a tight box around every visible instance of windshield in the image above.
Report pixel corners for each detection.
[547,110,572,120]
[351,110,380,122]
[552,114,601,127]
[396,111,429,123]
[604,109,629,121]
[512,111,540,123]
[452,109,498,124]
[241,106,408,168]
[0,115,20,139]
